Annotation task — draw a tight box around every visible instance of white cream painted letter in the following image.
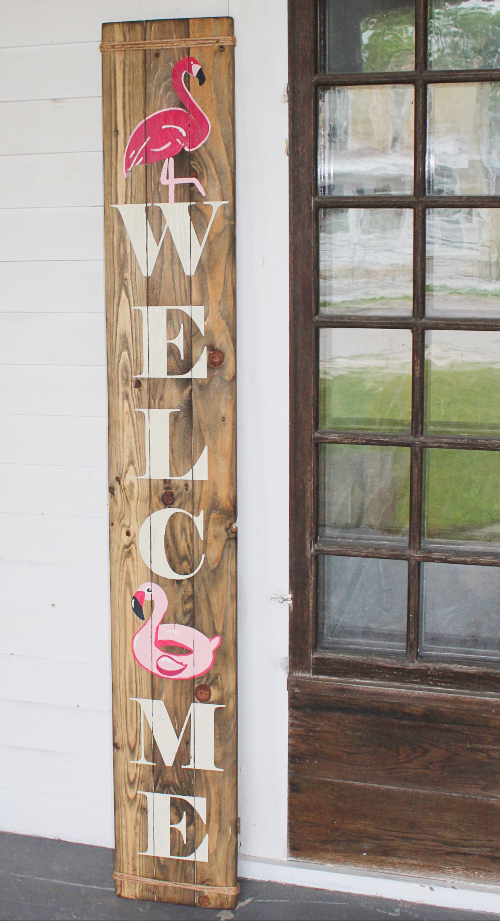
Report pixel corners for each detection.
[134,305,207,380]
[135,408,208,480]
[114,202,227,276]
[139,508,205,579]
[131,699,224,771]
[139,792,208,861]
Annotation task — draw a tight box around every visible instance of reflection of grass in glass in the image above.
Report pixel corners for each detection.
[323,444,411,535]
[319,368,500,539]
[425,450,500,541]
[320,296,412,313]
[319,372,412,431]
[426,286,500,298]
[425,367,500,435]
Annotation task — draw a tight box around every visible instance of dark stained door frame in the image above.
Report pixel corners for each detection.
[288,0,500,881]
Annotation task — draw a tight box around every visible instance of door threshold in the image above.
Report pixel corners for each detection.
[238,854,500,915]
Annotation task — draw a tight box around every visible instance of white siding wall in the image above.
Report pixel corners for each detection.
[0,0,289,858]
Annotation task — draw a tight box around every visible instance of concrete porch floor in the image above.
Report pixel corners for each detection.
[0,831,498,921]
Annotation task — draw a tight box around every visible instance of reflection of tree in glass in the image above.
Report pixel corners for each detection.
[361,10,415,72]
[429,1,500,70]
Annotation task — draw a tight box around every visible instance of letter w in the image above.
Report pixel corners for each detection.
[131,698,223,772]
[114,202,227,277]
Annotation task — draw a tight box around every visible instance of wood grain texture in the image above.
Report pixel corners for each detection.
[103,17,236,909]
[289,773,500,882]
[289,678,500,881]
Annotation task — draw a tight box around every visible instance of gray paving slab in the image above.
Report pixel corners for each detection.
[0,831,498,921]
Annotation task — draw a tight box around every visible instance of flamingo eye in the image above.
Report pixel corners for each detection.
[147,588,152,593]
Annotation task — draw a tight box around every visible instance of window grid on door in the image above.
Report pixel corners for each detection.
[289,0,500,691]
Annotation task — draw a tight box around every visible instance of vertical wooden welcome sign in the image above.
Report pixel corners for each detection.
[101,18,237,910]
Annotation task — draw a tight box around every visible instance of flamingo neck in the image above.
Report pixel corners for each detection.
[150,587,168,627]
[172,61,205,129]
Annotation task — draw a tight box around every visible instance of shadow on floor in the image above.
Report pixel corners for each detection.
[0,831,497,921]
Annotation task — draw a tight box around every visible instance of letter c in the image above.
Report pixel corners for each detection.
[139,509,205,580]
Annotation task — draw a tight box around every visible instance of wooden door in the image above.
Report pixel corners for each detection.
[289,0,500,883]
[102,18,237,909]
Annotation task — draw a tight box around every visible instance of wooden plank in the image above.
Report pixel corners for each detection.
[0,367,106,416]
[0,416,106,467]
[0,788,113,847]
[0,98,102,155]
[0,0,228,49]
[0,261,105,314]
[0,314,106,366]
[0,512,107,566]
[0,610,109,664]
[0,655,110,710]
[0,153,103,208]
[0,464,106,517]
[103,17,237,909]
[289,773,500,882]
[0,43,101,101]
[0,560,109,617]
[290,682,500,799]
[0,700,110,755]
[0,745,112,801]
[0,208,103,261]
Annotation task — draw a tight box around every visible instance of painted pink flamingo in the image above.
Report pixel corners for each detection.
[131,582,221,680]
[123,56,211,203]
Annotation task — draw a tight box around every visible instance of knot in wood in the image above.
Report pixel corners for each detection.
[208,348,225,369]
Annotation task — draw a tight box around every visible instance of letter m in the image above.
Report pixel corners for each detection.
[131,698,224,772]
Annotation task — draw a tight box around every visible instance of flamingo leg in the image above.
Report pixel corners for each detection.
[159,156,206,201]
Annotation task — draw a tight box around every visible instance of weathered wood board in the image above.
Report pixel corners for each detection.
[101,18,237,909]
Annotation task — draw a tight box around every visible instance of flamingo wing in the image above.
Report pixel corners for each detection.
[123,106,205,175]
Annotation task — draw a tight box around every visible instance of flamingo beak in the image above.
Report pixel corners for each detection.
[196,67,206,86]
[132,591,145,620]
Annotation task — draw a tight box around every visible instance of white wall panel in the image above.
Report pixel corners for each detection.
[0,700,111,755]
[0,98,102,155]
[0,513,108,566]
[0,207,103,261]
[0,153,102,208]
[0,43,101,101]
[0,610,109,664]
[0,745,111,801]
[0,415,106,467]
[0,0,292,876]
[0,313,106,366]
[0,367,106,416]
[0,261,104,313]
[0,0,229,47]
[0,654,110,710]
[0,560,109,617]
[0,788,114,847]
[0,465,107,517]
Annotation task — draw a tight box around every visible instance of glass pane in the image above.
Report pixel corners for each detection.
[319,208,413,316]
[427,84,500,196]
[318,555,407,654]
[426,209,500,318]
[320,0,415,74]
[425,330,500,436]
[319,444,411,543]
[428,0,500,71]
[319,328,413,431]
[421,562,500,660]
[423,449,500,549]
[318,86,414,196]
